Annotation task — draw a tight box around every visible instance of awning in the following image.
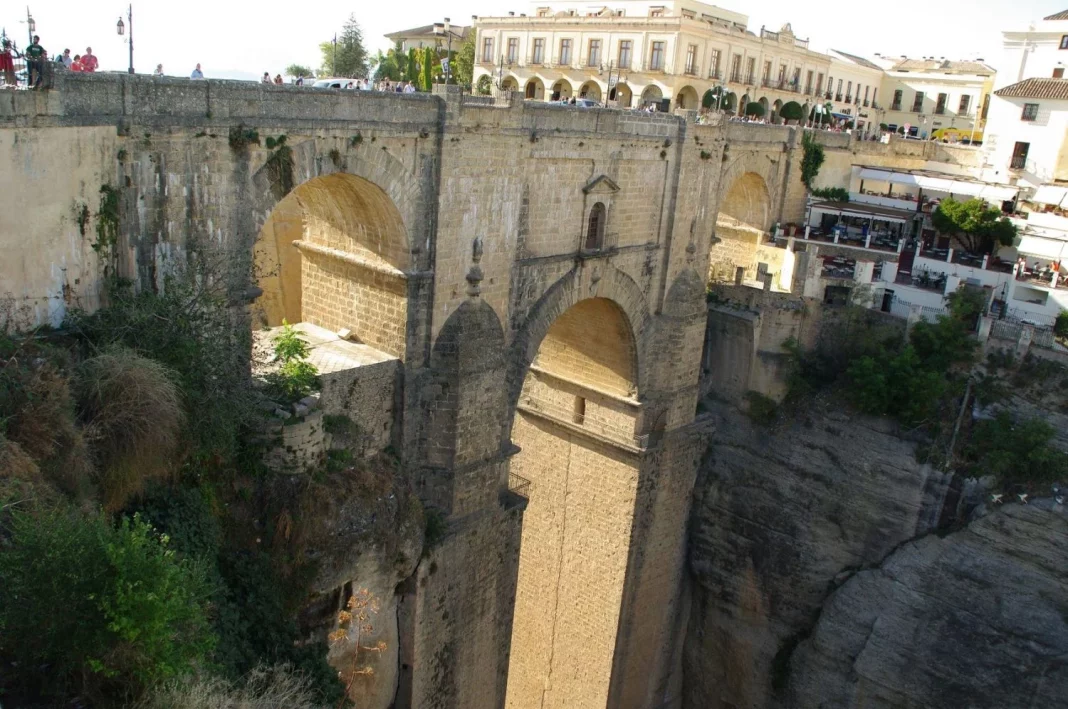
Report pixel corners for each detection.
[810,200,912,224]
[1031,184,1068,208]
[1017,233,1068,259]
[855,167,1020,202]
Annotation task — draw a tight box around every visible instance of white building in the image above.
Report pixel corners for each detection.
[826,50,887,133]
[869,55,995,139]
[982,10,1068,189]
[384,22,471,55]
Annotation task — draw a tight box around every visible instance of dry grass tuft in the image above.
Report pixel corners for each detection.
[6,363,78,462]
[139,664,325,709]
[76,349,185,511]
[0,435,40,481]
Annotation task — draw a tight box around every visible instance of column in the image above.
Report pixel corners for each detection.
[947,247,954,264]
[982,255,989,270]
[804,225,811,240]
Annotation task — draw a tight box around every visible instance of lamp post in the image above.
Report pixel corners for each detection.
[24,7,35,47]
[115,5,133,74]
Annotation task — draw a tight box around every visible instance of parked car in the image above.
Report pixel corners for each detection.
[311,78,355,89]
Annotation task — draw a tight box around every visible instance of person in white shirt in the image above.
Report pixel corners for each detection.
[190,63,204,79]
[403,81,415,93]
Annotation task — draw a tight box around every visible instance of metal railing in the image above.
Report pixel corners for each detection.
[508,472,531,500]
[891,103,902,111]
[1010,156,1027,169]
[708,68,722,80]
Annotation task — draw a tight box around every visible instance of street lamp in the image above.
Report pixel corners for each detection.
[439,17,454,85]
[24,7,35,47]
[116,4,133,74]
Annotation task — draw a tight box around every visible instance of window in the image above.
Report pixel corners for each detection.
[1055,67,1065,78]
[911,91,924,112]
[681,8,695,18]
[650,41,665,71]
[709,49,721,78]
[536,7,551,16]
[1061,35,1068,49]
[1011,141,1030,169]
[746,57,756,84]
[482,37,494,63]
[827,75,833,95]
[935,92,948,114]
[892,89,903,110]
[684,44,697,74]
[532,38,545,64]
[1021,103,1039,121]
[573,396,586,424]
[872,88,878,107]
[846,81,852,99]
[507,37,519,64]
[586,202,606,250]
[836,78,843,97]
[958,94,971,114]
[650,6,665,17]
[762,60,772,84]
[778,63,787,83]
[560,39,572,65]
[588,39,601,66]
[816,73,824,93]
[618,40,632,69]
[793,67,801,87]
[806,70,814,93]
[730,54,741,82]
[863,85,870,103]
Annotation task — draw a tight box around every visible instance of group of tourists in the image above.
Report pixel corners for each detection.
[1,34,100,88]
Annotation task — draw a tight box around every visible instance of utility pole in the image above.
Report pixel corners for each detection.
[125,5,133,74]
[332,34,337,76]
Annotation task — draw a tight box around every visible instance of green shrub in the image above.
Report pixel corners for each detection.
[811,187,850,202]
[266,321,319,403]
[966,412,1067,489]
[779,101,803,121]
[800,132,825,189]
[1055,310,1068,339]
[744,391,778,425]
[0,508,215,702]
[744,101,764,118]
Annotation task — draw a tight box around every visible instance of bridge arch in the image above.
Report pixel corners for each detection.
[251,169,412,358]
[505,277,647,708]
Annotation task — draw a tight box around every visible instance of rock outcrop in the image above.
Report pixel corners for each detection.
[683,400,1068,709]
[684,401,950,708]
[787,502,1068,709]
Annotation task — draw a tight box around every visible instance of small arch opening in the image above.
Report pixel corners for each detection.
[585,202,606,250]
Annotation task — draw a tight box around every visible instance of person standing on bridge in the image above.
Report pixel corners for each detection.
[0,37,15,87]
[190,63,204,79]
[81,47,98,72]
[25,36,47,88]
[261,72,271,84]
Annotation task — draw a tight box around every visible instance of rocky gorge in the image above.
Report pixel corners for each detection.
[682,400,1068,709]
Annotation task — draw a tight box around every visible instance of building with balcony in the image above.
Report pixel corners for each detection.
[826,50,886,133]
[471,0,833,113]
[869,55,994,138]
[981,11,1068,190]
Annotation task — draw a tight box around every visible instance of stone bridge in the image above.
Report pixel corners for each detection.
[0,74,811,709]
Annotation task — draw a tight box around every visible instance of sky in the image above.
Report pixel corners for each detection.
[1,0,1064,81]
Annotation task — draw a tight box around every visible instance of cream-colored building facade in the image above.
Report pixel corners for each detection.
[870,55,995,138]
[472,0,835,115]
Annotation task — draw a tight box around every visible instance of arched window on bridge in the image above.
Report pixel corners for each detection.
[585,202,606,251]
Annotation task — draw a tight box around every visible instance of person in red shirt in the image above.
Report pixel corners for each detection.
[71,54,84,72]
[81,47,98,72]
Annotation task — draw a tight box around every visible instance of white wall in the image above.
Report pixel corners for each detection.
[983,96,1068,187]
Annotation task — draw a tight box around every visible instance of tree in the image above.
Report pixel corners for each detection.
[406,48,419,85]
[931,197,1018,255]
[318,15,368,78]
[800,132,825,189]
[284,64,314,80]
[452,33,476,87]
[421,46,436,91]
[702,89,716,109]
[744,102,764,118]
[476,75,492,96]
[780,101,803,122]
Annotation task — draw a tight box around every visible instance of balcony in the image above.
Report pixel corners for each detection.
[934,107,946,115]
[891,103,902,111]
[684,65,698,76]
[845,95,852,103]
[528,55,545,66]
[805,85,813,96]
[911,105,923,113]
[745,73,755,85]
[709,69,721,80]
[730,72,742,83]
[1010,156,1027,170]
[863,100,869,107]
[825,91,833,100]
[761,77,773,88]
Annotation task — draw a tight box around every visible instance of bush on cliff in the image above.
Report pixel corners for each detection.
[0,507,215,703]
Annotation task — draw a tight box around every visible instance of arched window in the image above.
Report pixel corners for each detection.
[585,202,606,250]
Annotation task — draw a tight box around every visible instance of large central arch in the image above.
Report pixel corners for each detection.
[252,172,410,358]
[505,295,643,709]
[709,170,780,286]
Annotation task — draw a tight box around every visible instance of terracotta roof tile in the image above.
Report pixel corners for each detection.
[1043,9,1068,19]
[994,77,1068,100]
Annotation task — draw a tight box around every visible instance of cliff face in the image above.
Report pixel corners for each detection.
[787,502,1068,709]
[683,400,1068,709]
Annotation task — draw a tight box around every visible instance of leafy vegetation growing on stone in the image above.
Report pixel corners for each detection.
[266,321,319,402]
[800,131,825,189]
[811,187,850,202]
